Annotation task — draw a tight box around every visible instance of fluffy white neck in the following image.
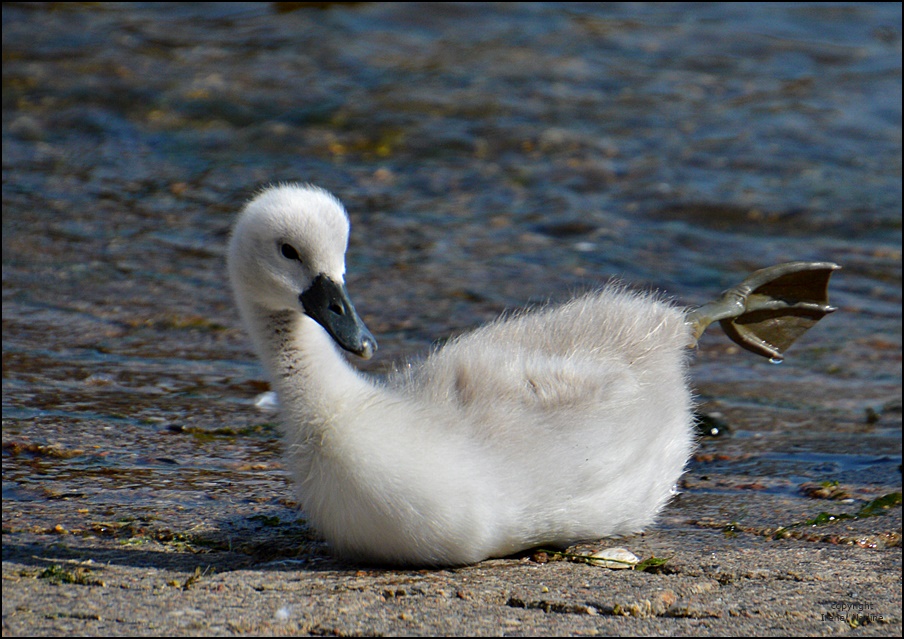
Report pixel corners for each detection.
[239,302,372,432]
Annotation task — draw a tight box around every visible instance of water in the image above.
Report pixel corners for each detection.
[3,3,900,551]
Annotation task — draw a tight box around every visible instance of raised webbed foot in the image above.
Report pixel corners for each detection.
[687,262,840,361]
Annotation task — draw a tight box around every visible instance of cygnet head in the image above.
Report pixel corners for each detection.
[227,184,376,359]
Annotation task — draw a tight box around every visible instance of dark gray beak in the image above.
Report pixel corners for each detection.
[300,274,377,359]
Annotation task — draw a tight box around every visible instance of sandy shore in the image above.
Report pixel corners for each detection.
[3,519,901,636]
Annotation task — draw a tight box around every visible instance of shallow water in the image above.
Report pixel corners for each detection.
[3,3,900,552]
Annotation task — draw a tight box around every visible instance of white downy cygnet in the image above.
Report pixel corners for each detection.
[227,184,838,566]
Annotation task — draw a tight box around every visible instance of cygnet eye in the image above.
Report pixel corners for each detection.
[280,243,301,262]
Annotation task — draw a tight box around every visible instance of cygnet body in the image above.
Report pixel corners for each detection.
[227,184,693,566]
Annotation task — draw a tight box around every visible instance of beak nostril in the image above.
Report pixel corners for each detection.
[329,303,344,316]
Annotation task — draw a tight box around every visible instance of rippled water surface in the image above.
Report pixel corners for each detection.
[3,3,900,551]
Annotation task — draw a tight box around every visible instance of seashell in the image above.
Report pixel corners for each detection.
[587,547,640,569]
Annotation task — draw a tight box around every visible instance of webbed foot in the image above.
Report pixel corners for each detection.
[687,262,840,361]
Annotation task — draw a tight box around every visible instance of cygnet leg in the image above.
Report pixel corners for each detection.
[687,262,840,361]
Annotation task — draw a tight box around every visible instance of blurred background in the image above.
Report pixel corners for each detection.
[3,2,901,551]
